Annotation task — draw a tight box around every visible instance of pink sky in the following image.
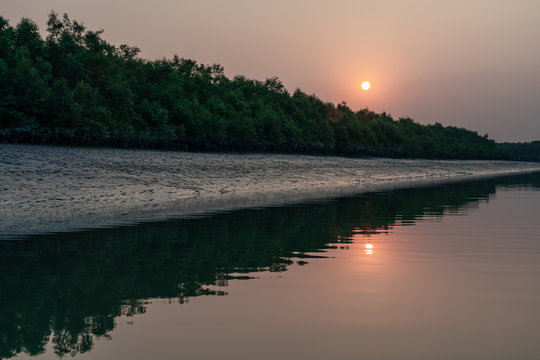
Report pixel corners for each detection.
[3,0,540,141]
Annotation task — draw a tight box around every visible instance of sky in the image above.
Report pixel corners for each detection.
[2,0,540,142]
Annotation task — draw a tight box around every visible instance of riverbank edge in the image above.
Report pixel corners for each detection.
[2,144,540,239]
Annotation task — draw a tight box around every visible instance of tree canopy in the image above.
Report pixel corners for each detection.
[0,12,535,160]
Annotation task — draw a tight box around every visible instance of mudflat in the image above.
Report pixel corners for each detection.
[2,144,539,238]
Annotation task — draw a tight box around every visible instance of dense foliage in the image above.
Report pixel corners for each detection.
[0,12,534,159]
[497,141,540,161]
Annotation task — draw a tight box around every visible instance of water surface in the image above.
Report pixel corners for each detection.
[2,173,540,359]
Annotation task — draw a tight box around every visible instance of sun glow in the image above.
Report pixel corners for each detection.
[361,81,371,91]
[365,241,374,255]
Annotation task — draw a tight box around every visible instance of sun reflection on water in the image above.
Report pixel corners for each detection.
[365,241,374,255]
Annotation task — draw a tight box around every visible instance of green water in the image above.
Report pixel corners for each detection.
[2,173,540,360]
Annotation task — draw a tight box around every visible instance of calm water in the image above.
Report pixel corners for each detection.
[2,173,540,360]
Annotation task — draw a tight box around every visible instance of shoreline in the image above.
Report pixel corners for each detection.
[2,144,540,239]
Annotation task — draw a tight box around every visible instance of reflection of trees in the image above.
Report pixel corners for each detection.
[0,173,539,359]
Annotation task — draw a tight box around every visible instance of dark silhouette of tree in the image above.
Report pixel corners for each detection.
[497,141,540,161]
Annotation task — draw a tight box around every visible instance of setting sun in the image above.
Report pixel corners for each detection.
[361,81,371,91]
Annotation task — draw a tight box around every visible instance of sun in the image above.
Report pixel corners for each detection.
[361,81,371,91]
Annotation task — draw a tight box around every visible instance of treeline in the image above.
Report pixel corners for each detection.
[0,12,531,159]
[497,141,540,162]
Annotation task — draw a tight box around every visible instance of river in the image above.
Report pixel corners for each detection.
[1,173,540,359]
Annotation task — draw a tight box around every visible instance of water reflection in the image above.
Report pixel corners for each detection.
[364,240,374,255]
[1,173,539,359]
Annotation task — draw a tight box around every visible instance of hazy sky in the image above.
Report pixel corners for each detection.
[3,0,540,141]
